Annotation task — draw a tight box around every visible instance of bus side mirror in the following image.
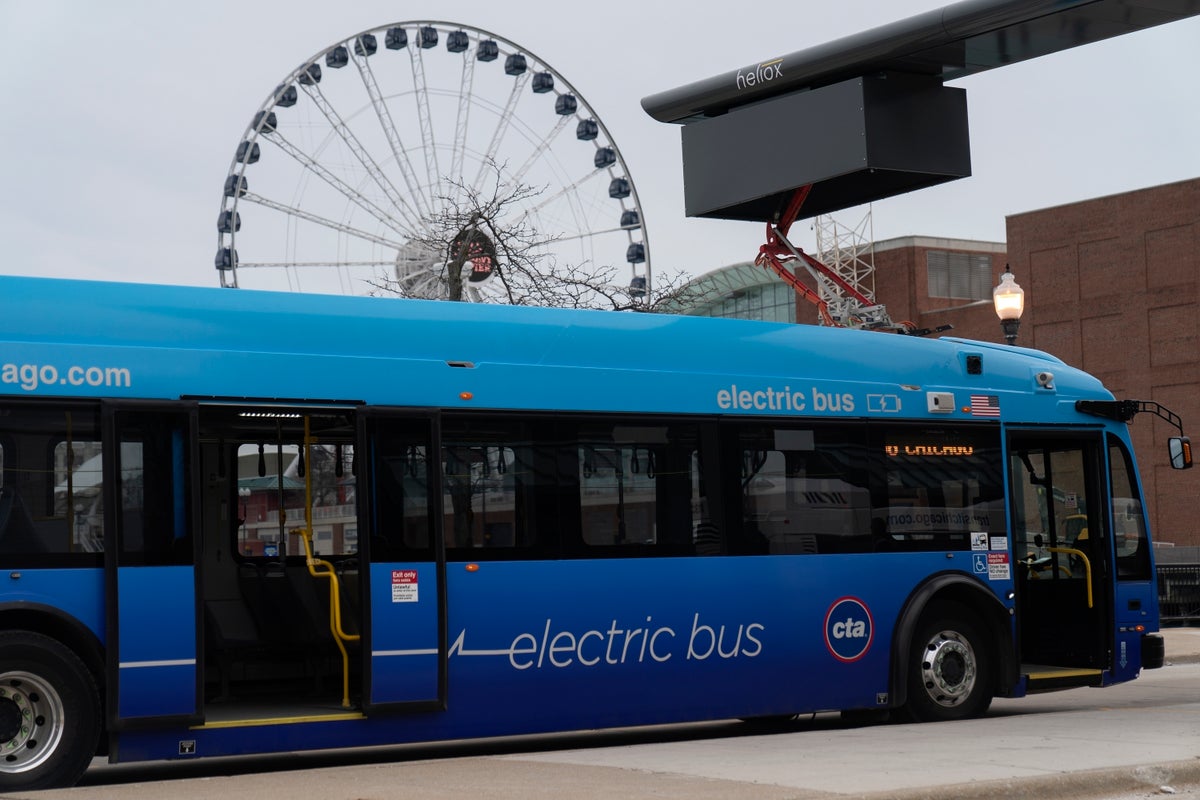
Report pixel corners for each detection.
[1169,436,1192,470]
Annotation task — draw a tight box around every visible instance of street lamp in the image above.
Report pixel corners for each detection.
[993,267,1025,345]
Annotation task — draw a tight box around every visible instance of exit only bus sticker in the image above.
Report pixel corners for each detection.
[392,569,418,603]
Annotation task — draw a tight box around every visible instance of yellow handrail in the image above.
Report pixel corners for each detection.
[1045,546,1094,608]
[294,415,359,709]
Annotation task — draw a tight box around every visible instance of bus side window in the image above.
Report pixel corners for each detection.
[0,403,104,563]
[692,449,723,555]
[370,418,435,562]
[0,475,42,555]
[1108,434,1151,581]
[0,440,37,555]
[573,420,699,555]
[441,416,545,555]
[112,412,193,566]
[874,425,1004,552]
[0,439,9,545]
[732,423,871,555]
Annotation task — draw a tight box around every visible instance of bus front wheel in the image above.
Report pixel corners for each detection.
[0,631,100,791]
[905,607,993,722]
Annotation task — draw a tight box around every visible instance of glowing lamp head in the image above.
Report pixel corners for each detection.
[993,271,1025,321]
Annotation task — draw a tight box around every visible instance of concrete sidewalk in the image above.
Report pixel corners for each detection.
[869,634,1200,800]
[1163,625,1200,664]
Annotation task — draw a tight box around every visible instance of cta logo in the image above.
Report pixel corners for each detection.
[824,597,874,663]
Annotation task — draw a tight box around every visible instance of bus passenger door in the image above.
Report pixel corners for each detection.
[103,402,201,727]
[360,411,446,710]
[1008,432,1111,681]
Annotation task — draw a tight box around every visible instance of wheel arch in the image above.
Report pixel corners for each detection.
[889,572,1015,709]
[0,602,106,715]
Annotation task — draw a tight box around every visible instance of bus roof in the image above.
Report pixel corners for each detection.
[1,275,1107,420]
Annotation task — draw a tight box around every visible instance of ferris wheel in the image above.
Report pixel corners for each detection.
[215,21,650,304]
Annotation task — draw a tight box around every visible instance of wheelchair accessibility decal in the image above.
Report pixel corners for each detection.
[973,552,1010,580]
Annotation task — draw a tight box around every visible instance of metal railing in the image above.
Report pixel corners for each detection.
[1158,564,1200,626]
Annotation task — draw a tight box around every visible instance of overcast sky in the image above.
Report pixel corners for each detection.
[1,0,1197,293]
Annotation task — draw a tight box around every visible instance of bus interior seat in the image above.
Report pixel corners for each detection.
[254,563,318,646]
[767,533,818,555]
[286,562,361,644]
[0,487,49,554]
[284,563,335,645]
[693,521,721,555]
[204,598,264,701]
[235,561,337,692]
[237,562,287,646]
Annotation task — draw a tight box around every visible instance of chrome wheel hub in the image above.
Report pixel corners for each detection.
[0,672,65,774]
[920,630,977,708]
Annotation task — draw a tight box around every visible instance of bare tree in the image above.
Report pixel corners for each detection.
[371,161,712,312]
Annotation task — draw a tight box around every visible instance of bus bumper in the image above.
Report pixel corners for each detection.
[1142,633,1165,669]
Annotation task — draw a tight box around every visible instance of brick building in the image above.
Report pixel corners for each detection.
[849,179,1200,549]
[870,236,1007,337]
[1005,178,1200,549]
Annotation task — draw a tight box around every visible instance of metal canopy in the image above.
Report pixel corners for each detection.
[678,73,972,221]
[643,0,1199,222]
[643,0,1200,124]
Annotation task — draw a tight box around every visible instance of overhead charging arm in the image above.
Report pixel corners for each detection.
[755,185,913,332]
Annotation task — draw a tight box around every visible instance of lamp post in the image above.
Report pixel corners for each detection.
[993,268,1025,345]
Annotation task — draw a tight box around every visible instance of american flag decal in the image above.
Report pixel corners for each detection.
[970,394,1000,417]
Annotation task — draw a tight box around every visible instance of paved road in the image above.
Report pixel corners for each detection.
[10,654,1200,800]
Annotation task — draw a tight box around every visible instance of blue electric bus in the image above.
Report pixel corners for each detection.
[0,275,1189,789]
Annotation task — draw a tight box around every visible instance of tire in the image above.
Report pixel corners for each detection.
[904,606,993,722]
[0,631,101,791]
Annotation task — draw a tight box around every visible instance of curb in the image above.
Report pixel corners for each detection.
[1168,654,1200,665]
[842,758,1200,800]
